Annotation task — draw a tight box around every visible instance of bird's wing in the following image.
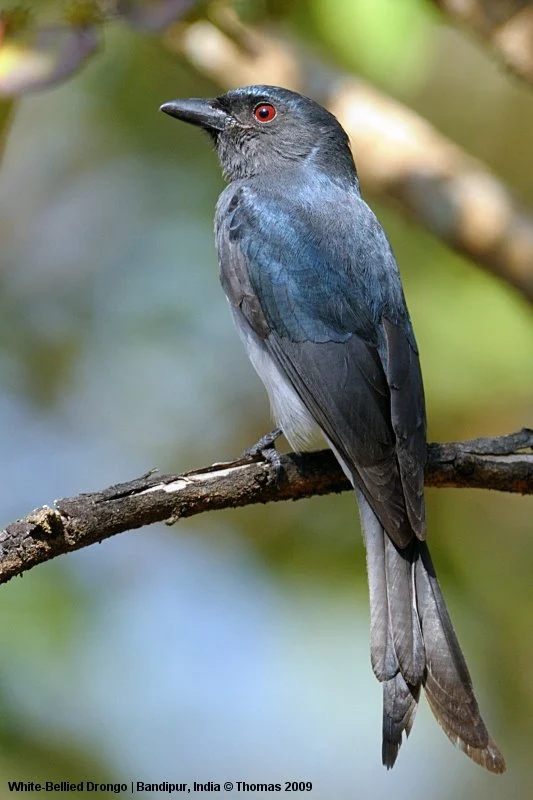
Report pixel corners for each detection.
[216,184,426,547]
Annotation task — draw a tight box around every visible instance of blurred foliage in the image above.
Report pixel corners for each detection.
[0,97,13,159]
[117,0,197,31]
[0,4,101,98]
[0,1,196,100]
[0,1,532,797]
[308,0,432,89]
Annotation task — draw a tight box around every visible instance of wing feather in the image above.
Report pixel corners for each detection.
[216,183,426,548]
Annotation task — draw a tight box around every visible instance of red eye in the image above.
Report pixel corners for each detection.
[254,103,276,123]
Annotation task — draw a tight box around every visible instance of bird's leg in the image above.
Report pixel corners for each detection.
[238,427,284,476]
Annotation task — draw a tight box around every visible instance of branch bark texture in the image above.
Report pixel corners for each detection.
[1,430,532,586]
[166,15,533,305]
[432,0,533,87]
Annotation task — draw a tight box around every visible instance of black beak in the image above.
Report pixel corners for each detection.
[160,98,230,132]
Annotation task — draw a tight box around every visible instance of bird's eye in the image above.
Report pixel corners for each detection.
[254,103,276,123]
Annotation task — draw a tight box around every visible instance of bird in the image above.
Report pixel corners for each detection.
[160,85,505,773]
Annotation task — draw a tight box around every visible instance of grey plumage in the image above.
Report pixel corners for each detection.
[161,85,505,773]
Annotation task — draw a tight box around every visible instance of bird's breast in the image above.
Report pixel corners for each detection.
[229,305,319,450]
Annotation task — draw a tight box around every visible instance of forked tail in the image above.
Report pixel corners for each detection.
[357,490,505,773]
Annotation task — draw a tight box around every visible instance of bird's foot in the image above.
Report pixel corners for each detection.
[239,427,284,478]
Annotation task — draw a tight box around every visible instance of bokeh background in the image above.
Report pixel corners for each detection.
[1,1,532,798]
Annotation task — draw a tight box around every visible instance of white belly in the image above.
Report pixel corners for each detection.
[230,306,319,450]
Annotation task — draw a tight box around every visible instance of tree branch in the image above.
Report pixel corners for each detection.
[1,430,532,586]
[165,14,533,305]
[431,0,533,87]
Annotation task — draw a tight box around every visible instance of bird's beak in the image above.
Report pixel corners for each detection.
[159,98,230,132]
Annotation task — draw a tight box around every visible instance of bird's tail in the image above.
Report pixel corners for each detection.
[356,490,505,773]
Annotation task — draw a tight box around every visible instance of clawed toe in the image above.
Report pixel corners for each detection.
[239,427,284,478]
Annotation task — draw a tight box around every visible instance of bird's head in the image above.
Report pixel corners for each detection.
[160,85,357,184]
